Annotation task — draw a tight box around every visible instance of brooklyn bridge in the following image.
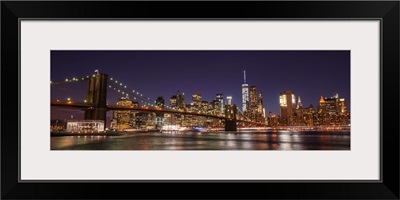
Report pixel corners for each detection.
[51,73,267,131]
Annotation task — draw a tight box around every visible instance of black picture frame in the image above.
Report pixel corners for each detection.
[1,1,399,199]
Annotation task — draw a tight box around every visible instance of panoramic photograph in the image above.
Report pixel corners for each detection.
[50,50,350,150]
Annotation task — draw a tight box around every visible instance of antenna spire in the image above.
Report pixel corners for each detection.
[243,70,246,84]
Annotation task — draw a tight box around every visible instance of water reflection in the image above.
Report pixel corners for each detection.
[51,131,350,150]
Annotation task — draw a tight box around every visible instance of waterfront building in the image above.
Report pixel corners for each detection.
[135,112,156,129]
[66,120,105,132]
[293,103,315,126]
[318,94,347,115]
[110,97,138,130]
[279,90,296,125]
[242,70,249,112]
[304,104,316,126]
[317,94,349,126]
[267,112,278,126]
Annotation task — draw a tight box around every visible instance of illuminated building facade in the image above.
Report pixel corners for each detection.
[110,97,139,130]
[294,104,315,126]
[201,101,209,113]
[212,100,221,115]
[249,86,258,111]
[318,93,347,115]
[155,97,165,127]
[176,90,186,109]
[66,120,105,132]
[225,104,237,119]
[192,92,202,107]
[279,90,296,125]
[297,96,303,109]
[258,92,264,115]
[169,95,177,108]
[216,93,224,113]
[317,94,349,126]
[242,71,249,112]
[226,96,232,105]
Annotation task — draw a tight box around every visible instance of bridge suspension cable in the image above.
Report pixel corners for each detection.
[50,74,98,85]
[107,77,157,107]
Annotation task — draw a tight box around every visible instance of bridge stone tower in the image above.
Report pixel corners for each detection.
[224,104,237,131]
[84,73,108,126]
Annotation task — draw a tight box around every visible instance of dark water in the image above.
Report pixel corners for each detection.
[51,131,350,150]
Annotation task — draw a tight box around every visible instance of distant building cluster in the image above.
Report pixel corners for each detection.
[167,91,232,128]
[109,97,158,130]
[269,91,350,126]
[109,91,235,130]
[107,71,350,130]
[241,71,266,123]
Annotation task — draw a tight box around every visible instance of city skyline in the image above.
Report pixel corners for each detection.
[51,50,350,120]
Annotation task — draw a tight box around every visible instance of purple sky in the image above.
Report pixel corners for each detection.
[51,50,350,120]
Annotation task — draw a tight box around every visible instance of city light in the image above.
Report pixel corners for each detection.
[52,66,349,148]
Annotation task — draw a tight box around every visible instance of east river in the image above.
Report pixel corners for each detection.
[51,130,350,150]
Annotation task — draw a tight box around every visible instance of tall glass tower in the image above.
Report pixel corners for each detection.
[216,94,224,113]
[242,70,249,112]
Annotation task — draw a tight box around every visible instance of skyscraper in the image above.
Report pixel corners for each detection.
[216,93,224,113]
[258,92,264,114]
[317,94,349,126]
[192,92,202,107]
[226,96,232,105]
[318,94,347,115]
[242,70,249,112]
[176,90,186,109]
[297,96,303,109]
[279,90,296,125]
[249,86,258,111]
[169,95,177,108]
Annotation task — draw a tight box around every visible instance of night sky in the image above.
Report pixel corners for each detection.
[51,50,350,120]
